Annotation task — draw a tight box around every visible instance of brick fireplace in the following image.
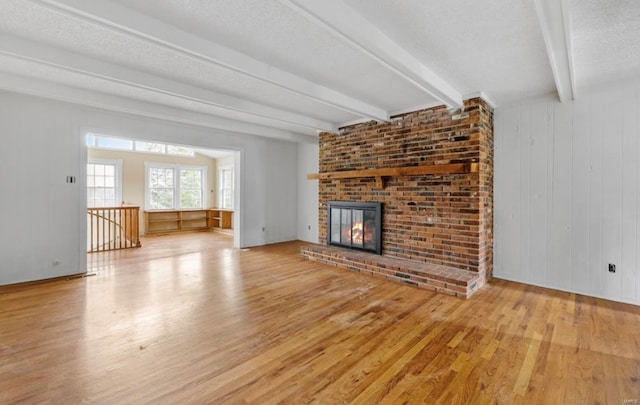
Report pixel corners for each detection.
[301,98,493,298]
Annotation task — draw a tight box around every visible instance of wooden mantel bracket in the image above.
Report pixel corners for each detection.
[307,162,479,188]
[375,176,384,189]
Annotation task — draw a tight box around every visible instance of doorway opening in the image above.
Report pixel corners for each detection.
[85,132,238,252]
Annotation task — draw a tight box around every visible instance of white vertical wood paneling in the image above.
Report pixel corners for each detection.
[518,106,531,283]
[637,89,640,302]
[528,103,550,286]
[502,107,522,280]
[629,84,640,302]
[621,86,638,301]
[570,98,590,293]
[635,86,640,302]
[494,80,640,305]
[587,94,604,297]
[548,102,572,290]
[493,109,505,277]
[601,89,623,298]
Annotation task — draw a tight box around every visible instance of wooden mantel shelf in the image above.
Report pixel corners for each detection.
[307,162,478,188]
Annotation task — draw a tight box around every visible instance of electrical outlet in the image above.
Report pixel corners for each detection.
[608,263,616,273]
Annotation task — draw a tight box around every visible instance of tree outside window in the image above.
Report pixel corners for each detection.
[146,163,206,210]
[180,169,203,209]
[149,167,175,209]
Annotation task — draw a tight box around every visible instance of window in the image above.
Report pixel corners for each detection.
[87,134,133,151]
[166,145,194,157]
[87,133,194,157]
[180,169,204,209]
[136,141,166,154]
[220,168,233,209]
[145,163,207,210]
[87,160,122,207]
[148,167,175,209]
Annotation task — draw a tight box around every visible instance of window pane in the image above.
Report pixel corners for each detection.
[167,145,194,156]
[223,170,232,185]
[223,190,232,209]
[150,168,174,188]
[86,134,96,147]
[220,169,233,209]
[179,169,202,209]
[136,141,166,153]
[150,189,174,209]
[180,169,201,189]
[150,170,158,186]
[87,162,118,208]
[97,136,133,150]
[180,190,202,209]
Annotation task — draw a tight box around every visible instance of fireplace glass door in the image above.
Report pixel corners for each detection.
[328,201,382,254]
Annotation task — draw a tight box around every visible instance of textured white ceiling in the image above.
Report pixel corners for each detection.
[109,0,432,106]
[570,0,640,92]
[345,0,557,104]
[0,0,638,140]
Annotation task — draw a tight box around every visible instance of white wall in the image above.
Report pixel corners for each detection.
[0,91,300,285]
[0,92,85,285]
[494,80,640,305]
[297,142,319,243]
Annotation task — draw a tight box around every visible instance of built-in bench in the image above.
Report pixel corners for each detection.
[300,244,482,299]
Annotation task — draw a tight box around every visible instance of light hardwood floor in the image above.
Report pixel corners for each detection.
[1,232,639,404]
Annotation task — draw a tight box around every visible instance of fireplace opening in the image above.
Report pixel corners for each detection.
[327,201,382,254]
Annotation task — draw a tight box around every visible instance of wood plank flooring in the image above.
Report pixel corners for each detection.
[1,232,639,404]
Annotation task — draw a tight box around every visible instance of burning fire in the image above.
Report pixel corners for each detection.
[342,221,374,246]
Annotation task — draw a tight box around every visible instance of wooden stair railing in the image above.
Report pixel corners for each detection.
[87,206,142,253]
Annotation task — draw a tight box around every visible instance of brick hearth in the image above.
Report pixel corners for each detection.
[301,244,481,298]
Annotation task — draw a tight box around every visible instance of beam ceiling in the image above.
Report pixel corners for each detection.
[533,0,575,102]
[279,0,463,108]
[31,0,390,122]
[0,33,336,133]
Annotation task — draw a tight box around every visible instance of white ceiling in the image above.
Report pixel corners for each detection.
[0,0,638,142]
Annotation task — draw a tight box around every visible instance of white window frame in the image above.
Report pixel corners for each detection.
[87,159,123,207]
[218,165,234,209]
[145,162,208,210]
[87,133,195,157]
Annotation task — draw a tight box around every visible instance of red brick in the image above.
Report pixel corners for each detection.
[313,98,493,295]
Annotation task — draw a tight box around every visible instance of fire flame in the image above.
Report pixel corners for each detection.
[342,221,374,246]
